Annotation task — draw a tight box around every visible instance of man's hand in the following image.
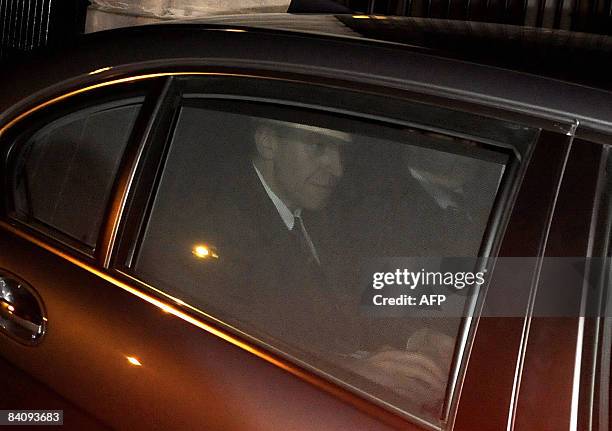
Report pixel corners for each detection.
[347,330,454,417]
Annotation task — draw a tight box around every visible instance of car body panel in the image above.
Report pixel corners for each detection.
[0,224,410,430]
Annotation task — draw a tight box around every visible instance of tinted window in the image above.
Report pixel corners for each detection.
[132,99,511,423]
[10,99,142,248]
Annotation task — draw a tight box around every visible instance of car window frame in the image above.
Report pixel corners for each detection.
[108,73,546,428]
[0,80,165,259]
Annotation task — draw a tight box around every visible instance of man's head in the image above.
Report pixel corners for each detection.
[402,135,480,193]
[253,120,350,211]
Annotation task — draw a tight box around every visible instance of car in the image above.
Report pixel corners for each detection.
[0,14,610,431]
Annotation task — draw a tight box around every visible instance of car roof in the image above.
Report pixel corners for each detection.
[163,14,612,91]
[1,14,611,142]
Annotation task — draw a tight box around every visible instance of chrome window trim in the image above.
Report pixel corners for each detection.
[100,78,174,269]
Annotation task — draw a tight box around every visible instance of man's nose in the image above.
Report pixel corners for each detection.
[323,146,343,178]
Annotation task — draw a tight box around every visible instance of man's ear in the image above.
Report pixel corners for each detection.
[254,126,279,160]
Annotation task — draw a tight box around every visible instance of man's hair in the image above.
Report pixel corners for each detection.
[251,117,352,147]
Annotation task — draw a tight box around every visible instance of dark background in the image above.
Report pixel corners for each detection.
[0,0,610,64]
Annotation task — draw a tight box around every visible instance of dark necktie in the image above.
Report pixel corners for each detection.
[293,212,321,266]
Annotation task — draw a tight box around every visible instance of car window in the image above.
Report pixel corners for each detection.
[130,98,512,424]
[8,98,142,249]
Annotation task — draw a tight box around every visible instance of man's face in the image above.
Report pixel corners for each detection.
[272,125,347,211]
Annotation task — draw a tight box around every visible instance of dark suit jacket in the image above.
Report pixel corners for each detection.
[185,161,361,355]
[139,149,463,356]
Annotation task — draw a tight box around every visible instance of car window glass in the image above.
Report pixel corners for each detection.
[132,102,510,424]
[10,99,142,248]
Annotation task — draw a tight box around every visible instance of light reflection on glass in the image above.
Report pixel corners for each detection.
[126,356,142,367]
[192,244,218,259]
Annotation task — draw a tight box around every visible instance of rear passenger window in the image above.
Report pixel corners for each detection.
[131,95,516,424]
[8,97,143,249]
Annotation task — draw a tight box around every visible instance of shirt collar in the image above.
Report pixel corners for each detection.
[253,162,299,230]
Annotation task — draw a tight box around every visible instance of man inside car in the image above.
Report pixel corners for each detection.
[192,118,453,417]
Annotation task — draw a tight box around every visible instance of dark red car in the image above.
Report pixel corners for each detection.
[0,14,610,430]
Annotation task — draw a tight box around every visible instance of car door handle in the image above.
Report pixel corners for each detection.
[0,272,46,344]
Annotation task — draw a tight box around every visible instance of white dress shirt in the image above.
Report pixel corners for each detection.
[253,163,320,264]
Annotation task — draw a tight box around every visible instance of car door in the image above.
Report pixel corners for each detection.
[507,135,612,431]
[0,68,594,430]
